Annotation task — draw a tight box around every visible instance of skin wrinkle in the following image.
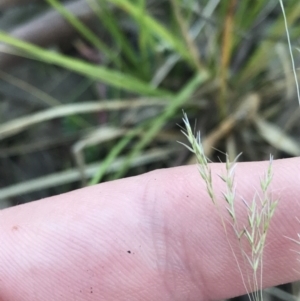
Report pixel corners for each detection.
[179,228,207,301]
[141,176,195,300]
[144,174,174,299]
[144,174,170,271]
[145,170,207,300]
[0,158,299,300]
[150,167,229,300]
[96,176,172,300]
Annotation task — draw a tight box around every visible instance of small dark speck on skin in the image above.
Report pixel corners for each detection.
[12,225,19,231]
[127,250,131,254]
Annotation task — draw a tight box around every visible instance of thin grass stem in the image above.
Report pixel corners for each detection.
[279,0,300,105]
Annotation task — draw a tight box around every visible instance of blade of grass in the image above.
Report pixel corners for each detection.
[234,0,274,32]
[0,70,60,107]
[110,70,210,180]
[219,0,237,119]
[0,31,169,96]
[88,124,144,185]
[0,69,90,128]
[0,146,180,200]
[279,0,300,105]
[0,98,169,140]
[45,0,121,67]
[136,0,151,78]
[170,0,203,72]
[107,0,192,63]
[254,115,300,156]
[151,0,219,88]
[87,0,140,70]
[239,2,300,85]
[89,71,209,184]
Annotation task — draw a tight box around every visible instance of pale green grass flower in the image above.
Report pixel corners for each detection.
[179,113,278,301]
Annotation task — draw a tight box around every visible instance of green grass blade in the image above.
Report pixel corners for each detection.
[46,0,121,67]
[111,70,210,180]
[89,71,209,184]
[89,0,140,70]
[136,0,151,78]
[107,0,192,63]
[88,126,142,185]
[0,31,169,96]
[239,2,300,84]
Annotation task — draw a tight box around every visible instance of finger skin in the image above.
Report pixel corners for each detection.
[0,158,299,301]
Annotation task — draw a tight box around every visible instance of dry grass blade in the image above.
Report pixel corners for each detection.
[72,126,127,186]
[0,0,95,70]
[219,0,237,117]
[170,0,202,71]
[0,146,180,201]
[188,93,260,164]
[0,98,168,140]
[254,115,300,156]
[0,70,60,106]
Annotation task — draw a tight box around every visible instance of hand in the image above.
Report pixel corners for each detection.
[0,158,299,301]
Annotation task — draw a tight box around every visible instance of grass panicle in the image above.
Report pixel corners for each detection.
[180,112,278,301]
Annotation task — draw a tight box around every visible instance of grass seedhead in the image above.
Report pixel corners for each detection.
[180,112,278,301]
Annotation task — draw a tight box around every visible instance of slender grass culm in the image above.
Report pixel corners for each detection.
[279,0,300,276]
[279,0,300,106]
[179,112,278,301]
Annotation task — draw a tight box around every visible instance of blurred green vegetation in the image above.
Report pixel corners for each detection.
[0,0,300,205]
